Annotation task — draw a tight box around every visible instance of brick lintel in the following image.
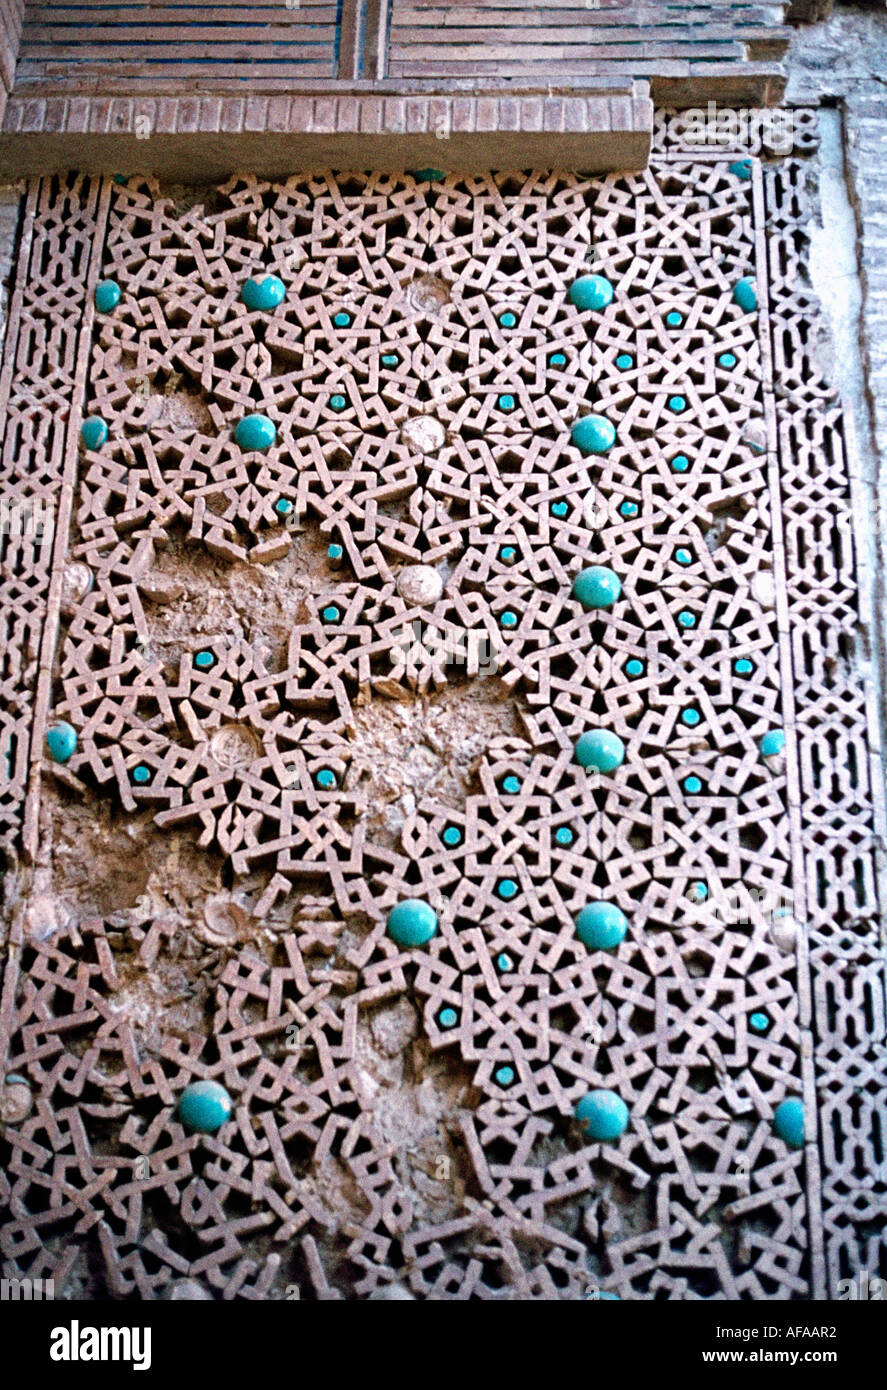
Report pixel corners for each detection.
[0,87,655,177]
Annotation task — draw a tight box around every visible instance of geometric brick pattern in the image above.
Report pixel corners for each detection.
[0,123,883,1298]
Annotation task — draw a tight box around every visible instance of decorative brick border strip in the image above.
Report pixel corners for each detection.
[0,175,109,860]
[748,158,828,1297]
[762,154,887,1299]
[0,87,654,179]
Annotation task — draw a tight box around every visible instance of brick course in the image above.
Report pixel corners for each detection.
[0,86,654,178]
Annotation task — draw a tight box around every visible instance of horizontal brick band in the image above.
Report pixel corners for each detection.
[0,87,654,177]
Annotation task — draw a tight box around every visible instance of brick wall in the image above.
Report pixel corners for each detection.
[16,0,341,85]
[0,0,23,121]
[12,0,791,101]
[387,1,791,96]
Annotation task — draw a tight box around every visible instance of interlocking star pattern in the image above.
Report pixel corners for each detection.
[0,120,884,1299]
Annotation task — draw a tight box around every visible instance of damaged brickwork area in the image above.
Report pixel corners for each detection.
[0,116,884,1300]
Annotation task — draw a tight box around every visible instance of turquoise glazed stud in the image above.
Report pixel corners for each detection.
[551,501,569,517]
[194,650,214,670]
[668,395,687,414]
[734,658,754,675]
[575,729,625,773]
[625,658,644,677]
[689,881,708,902]
[719,352,737,369]
[730,158,753,180]
[619,501,638,518]
[497,879,518,901]
[387,899,438,947]
[616,353,634,371]
[555,826,574,847]
[773,1097,805,1150]
[572,415,616,455]
[496,952,514,972]
[329,394,347,412]
[500,610,518,629]
[671,454,691,473]
[315,768,337,789]
[95,280,121,313]
[411,168,445,182]
[439,1007,459,1029]
[46,721,77,764]
[573,566,622,610]
[381,353,400,367]
[750,1012,770,1033]
[568,274,614,312]
[178,1080,233,1135]
[678,610,696,629]
[499,545,517,563]
[328,543,343,561]
[322,604,341,623]
[442,825,462,847]
[499,311,517,328]
[682,707,701,727]
[733,278,757,312]
[498,394,516,412]
[666,311,684,328]
[241,275,286,311]
[333,311,352,328]
[274,498,293,518]
[576,902,628,951]
[502,775,521,794]
[549,352,567,368]
[760,729,786,758]
[495,1065,516,1087]
[684,775,703,794]
[675,548,692,566]
[132,764,152,785]
[235,414,276,451]
[80,417,108,450]
[575,1090,629,1142]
